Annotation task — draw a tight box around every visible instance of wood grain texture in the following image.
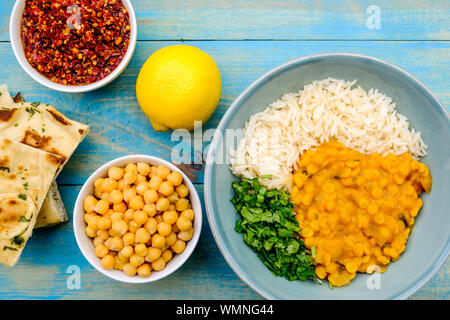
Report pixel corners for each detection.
[0,0,448,300]
[1,0,449,41]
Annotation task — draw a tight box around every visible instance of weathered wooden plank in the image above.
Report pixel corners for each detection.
[0,41,448,185]
[0,184,447,299]
[1,0,449,41]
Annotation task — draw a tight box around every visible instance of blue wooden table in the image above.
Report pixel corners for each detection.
[0,0,448,300]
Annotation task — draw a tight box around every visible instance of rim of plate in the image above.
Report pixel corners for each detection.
[204,52,450,300]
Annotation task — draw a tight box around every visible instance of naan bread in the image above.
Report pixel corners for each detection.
[0,85,89,228]
[0,137,63,266]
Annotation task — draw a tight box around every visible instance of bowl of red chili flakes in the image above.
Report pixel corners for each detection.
[10,0,137,93]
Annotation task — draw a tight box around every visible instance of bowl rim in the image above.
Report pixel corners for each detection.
[9,0,137,93]
[73,155,202,284]
[204,52,450,300]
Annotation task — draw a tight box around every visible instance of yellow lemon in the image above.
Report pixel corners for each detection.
[136,45,221,131]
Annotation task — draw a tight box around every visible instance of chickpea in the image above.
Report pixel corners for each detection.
[151,234,166,248]
[108,166,124,180]
[84,195,98,213]
[157,221,172,237]
[156,165,171,180]
[149,175,163,190]
[119,246,134,258]
[161,249,173,263]
[113,201,127,213]
[94,178,105,191]
[133,210,148,226]
[123,188,137,203]
[87,215,100,231]
[145,217,158,235]
[101,192,110,202]
[95,243,109,258]
[97,229,110,240]
[159,181,174,196]
[156,197,170,212]
[95,199,110,215]
[84,213,96,224]
[85,226,97,238]
[122,232,135,246]
[109,189,124,205]
[125,163,137,173]
[93,236,104,247]
[128,220,140,233]
[163,210,178,225]
[137,162,152,176]
[178,228,194,241]
[108,236,124,251]
[114,257,126,270]
[136,181,150,195]
[143,204,157,217]
[111,220,128,236]
[176,215,192,231]
[180,209,195,221]
[135,228,151,244]
[134,243,148,257]
[129,254,145,268]
[129,195,144,210]
[175,184,189,198]
[97,216,112,230]
[151,257,166,271]
[143,189,159,204]
[146,247,162,263]
[110,211,124,222]
[171,239,186,254]
[123,209,134,221]
[175,198,189,212]
[167,192,179,204]
[123,263,137,277]
[167,171,183,187]
[101,255,115,270]
[137,263,151,278]
[165,232,178,247]
[123,171,137,185]
[102,178,118,193]
[135,174,147,185]
[117,179,128,191]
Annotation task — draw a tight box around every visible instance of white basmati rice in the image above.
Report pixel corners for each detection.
[230,78,427,190]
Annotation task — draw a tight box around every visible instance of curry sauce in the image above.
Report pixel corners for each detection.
[291,141,432,287]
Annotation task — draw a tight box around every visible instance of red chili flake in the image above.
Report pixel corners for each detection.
[21,0,131,86]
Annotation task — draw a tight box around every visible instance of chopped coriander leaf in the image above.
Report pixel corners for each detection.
[14,123,18,127]
[23,182,29,190]
[3,246,18,251]
[11,235,24,246]
[31,102,41,107]
[19,216,31,223]
[18,193,27,200]
[0,167,10,173]
[231,177,317,282]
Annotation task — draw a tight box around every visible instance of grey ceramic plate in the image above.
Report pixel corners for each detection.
[205,53,450,300]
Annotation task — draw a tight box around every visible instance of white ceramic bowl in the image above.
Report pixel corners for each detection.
[74,155,202,283]
[9,0,137,93]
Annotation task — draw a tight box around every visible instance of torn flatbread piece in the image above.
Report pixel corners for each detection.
[35,182,68,228]
[0,137,64,266]
[0,85,90,228]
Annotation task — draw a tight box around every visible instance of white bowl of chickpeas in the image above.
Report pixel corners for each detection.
[73,155,202,283]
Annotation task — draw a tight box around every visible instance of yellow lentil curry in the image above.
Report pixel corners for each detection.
[291,141,432,287]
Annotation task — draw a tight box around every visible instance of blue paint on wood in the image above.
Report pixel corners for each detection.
[0,0,448,300]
